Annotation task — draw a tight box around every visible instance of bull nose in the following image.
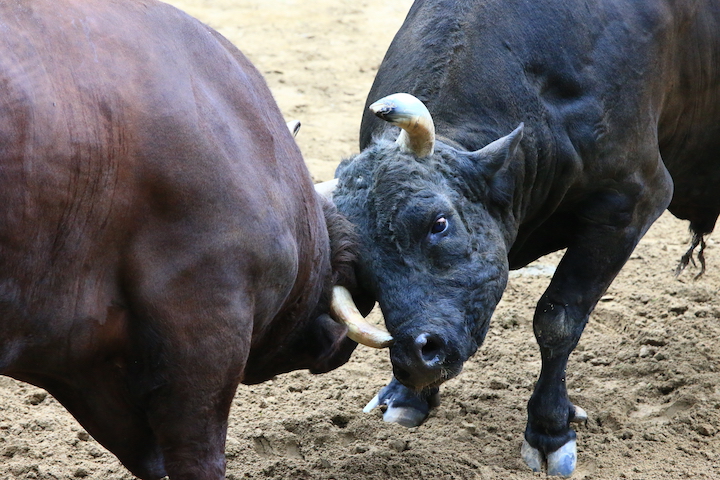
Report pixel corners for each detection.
[392,332,450,388]
[415,332,446,365]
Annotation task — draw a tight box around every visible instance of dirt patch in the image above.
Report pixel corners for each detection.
[2,1,720,479]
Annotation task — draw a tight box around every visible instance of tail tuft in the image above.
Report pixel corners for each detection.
[675,231,707,279]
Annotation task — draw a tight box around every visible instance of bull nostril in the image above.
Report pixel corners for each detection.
[415,333,445,365]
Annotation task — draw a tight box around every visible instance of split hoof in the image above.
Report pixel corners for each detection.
[362,378,438,428]
[547,439,577,477]
[363,392,429,428]
[520,439,543,473]
[382,403,428,427]
[521,438,577,477]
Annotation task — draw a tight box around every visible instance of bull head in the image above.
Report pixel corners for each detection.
[330,92,524,390]
[317,94,523,364]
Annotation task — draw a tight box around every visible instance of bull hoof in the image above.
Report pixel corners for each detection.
[362,377,439,428]
[571,405,588,423]
[520,439,543,472]
[547,439,577,477]
[520,439,577,478]
[381,401,429,427]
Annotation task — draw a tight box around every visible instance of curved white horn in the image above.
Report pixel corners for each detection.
[314,178,338,200]
[330,285,393,348]
[286,120,301,137]
[369,93,435,157]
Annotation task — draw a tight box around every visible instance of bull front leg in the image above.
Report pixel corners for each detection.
[522,287,597,476]
[521,173,672,476]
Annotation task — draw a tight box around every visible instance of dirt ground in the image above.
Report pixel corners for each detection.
[2,1,720,479]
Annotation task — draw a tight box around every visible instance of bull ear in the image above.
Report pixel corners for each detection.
[469,123,524,177]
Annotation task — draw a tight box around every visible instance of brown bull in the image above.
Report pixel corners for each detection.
[0,1,391,478]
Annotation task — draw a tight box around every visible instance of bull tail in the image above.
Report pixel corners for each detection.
[675,230,707,279]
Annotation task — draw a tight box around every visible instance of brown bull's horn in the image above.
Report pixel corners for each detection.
[314,178,338,199]
[330,285,393,348]
[369,93,435,157]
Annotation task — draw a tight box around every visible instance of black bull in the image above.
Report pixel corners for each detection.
[332,0,720,476]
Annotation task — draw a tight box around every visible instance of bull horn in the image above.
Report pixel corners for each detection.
[369,93,435,157]
[286,120,301,137]
[330,285,393,348]
[314,178,338,199]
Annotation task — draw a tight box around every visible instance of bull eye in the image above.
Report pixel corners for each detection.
[430,216,448,235]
